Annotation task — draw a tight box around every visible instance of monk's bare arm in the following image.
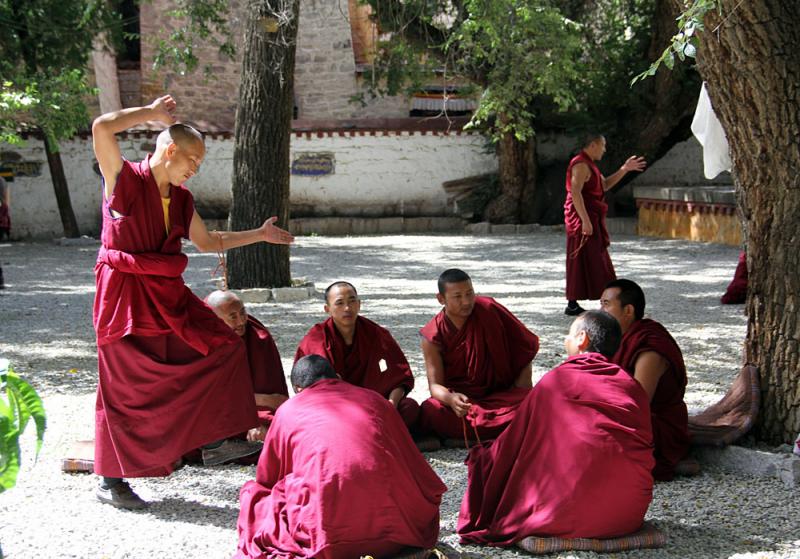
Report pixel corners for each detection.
[421,338,471,416]
[388,387,405,407]
[602,155,647,191]
[513,361,533,388]
[189,212,294,253]
[632,350,669,401]
[92,96,177,199]
[255,393,289,409]
[570,163,593,236]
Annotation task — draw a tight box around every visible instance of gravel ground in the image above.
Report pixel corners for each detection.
[1,232,798,559]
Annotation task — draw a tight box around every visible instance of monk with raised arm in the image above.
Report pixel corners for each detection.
[458,311,654,545]
[205,290,288,442]
[235,355,446,559]
[419,269,539,441]
[294,281,419,429]
[564,134,646,316]
[91,95,294,509]
[601,278,690,481]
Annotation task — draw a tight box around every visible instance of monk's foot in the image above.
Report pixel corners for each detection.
[96,480,148,510]
[202,439,263,466]
[674,457,701,477]
[564,302,585,316]
[414,436,442,452]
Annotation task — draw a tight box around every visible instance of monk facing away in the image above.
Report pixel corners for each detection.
[206,290,288,442]
[419,269,540,441]
[601,278,690,481]
[234,355,447,559]
[294,281,419,430]
[458,311,654,545]
[91,95,294,509]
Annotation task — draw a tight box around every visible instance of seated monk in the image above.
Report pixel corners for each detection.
[458,311,654,545]
[234,355,447,559]
[206,290,288,442]
[294,281,419,430]
[419,269,539,441]
[601,278,690,481]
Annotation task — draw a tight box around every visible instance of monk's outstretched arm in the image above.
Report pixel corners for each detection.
[189,212,294,253]
[92,95,177,198]
[255,393,289,410]
[421,338,471,417]
[570,163,593,236]
[602,155,647,191]
[632,351,669,401]
[513,362,533,388]
[387,387,405,407]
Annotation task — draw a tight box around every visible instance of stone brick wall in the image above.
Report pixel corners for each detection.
[139,0,406,127]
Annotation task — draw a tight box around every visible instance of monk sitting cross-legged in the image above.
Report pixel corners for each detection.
[294,281,420,430]
[418,269,540,442]
[234,355,447,559]
[601,278,690,481]
[206,290,288,442]
[458,311,654,546]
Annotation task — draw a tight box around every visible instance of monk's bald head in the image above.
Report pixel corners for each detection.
[324,281,358,304]
[438,268,471,295]
[156,123,205,151]
[570,310,621,358]
[205,290,248,337]
[291,355,337,392]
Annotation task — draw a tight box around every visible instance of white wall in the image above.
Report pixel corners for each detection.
[2,130,497,239]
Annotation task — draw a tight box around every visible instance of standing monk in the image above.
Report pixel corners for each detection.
[458,311,654,545]
[294,281,419,430]
[235,355,446,559]
[91,95,294,509]
[564,134,646,315]
[205,290,289,442]
[601,278,690,481]
[419,269,539,441]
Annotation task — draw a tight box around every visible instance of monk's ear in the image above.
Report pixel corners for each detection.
[436,292,445,305]
[323,303,330,314]
[576,330,591,352]
[293,385,303,394]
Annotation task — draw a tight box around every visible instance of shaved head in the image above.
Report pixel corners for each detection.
[205,290,248,337]
[156,123,205,150]
[205,289,241,309]
[324,281,357,303]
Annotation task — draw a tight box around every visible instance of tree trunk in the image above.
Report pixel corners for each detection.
[91,34,123,114]
[228,0,299,289]
[696,0,800,443]
[483,131,536,224]
[43,135,80,238]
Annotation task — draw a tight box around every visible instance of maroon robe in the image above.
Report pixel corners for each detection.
[294,316,419,429]
[418,296,539,439]
[245,316,288,428]
[458,353,654,545]
[234,379,446,559]
[93,157,257,478]
[564,151,616,300]
[721,251,747,304]
[613,318,690,481]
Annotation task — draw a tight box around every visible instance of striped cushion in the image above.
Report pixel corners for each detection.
[516,521,666,554]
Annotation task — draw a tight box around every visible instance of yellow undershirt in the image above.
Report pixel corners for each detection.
[161,197,171,234]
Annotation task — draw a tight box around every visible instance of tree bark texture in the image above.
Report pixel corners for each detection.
[44,136,80,238]
[228,0,299,289]
[483,132,537,224]
[696,0,800,443]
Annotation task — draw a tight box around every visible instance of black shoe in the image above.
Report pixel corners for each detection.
[202,439,263,466]
[96,481,148,510]
[564,303,585,316]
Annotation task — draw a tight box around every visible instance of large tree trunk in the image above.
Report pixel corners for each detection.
[43,135,80,238]
[483,131,536,224]
[696,0,800,443]
[228,0,299,289]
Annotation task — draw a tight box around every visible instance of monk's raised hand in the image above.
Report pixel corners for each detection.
[149,95,177,125]
[449,393,472,417]
[622,155,647,173]
[261,216,295,245]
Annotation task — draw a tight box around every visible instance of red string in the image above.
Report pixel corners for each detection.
[569,234,589,259]
[461,412,482,449]
[211,231,228,290]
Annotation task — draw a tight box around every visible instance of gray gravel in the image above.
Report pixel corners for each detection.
[1,232,798,559]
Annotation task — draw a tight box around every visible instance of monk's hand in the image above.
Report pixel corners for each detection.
[448,393,472,417]
[247,425,267,442]
[260,216,295,245]
[622,155,647,173]
[149,95,177,125]
[581,220,594,237]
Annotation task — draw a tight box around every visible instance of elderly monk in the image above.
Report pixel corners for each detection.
[205,290,288,442]
[564,134,646,315]
[91,95,294,509]
[419,269,539,441]
[294,281,419,429]
[235,355,446,559]
[601,278,690,481]
[458,311,654,545]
